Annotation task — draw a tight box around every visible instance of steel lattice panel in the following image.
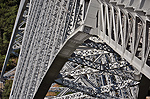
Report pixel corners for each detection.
[10,0,90,98]
[2,0,150,99]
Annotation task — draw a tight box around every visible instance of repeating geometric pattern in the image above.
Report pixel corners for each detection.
[10,0,89,98]
[0,0,30,78]
[54,38,139,99]
[0,0,149,99]
[93,0,150,79]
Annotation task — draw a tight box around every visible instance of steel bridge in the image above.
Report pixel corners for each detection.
[1,0,150,99]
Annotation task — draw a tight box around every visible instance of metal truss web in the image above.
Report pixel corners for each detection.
[52,37,139,99]
[9,0,89,98]
[1,0,150,99]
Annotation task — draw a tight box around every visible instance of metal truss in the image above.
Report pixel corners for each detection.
[1,0,150,99]
[51,38,139,99]
[90,0,150,79]
[3,67,16,80]
[45,92,94,99]
[9,0,90,98]
[0,0,30,79]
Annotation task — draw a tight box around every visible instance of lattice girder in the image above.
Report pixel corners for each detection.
[10,0,92,98]
[2,0,150,99]
[54,41,139,99]
[0,0,30,79]
[84,0,150,79]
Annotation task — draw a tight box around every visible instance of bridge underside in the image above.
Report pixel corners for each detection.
[34,30,90,99]
[1,0,150,99]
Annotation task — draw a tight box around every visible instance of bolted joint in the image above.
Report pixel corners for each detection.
[83,26,92,34]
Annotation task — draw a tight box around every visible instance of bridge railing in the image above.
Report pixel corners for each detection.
[84,0,150,79]
[2,0,150,99]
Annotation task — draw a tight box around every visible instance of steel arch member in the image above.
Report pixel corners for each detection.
[1,0,150,99]
[0,0,30,79]
[10,0,92,98]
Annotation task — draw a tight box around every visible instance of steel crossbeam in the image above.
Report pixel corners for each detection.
[9,0,91,98]
[1,0,150,99]
[84,0,150,79]
[53,41,139,99]
[45,92,93,99]
[0,0,30,79]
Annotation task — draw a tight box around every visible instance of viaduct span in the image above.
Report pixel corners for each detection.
[1,0,150,99]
